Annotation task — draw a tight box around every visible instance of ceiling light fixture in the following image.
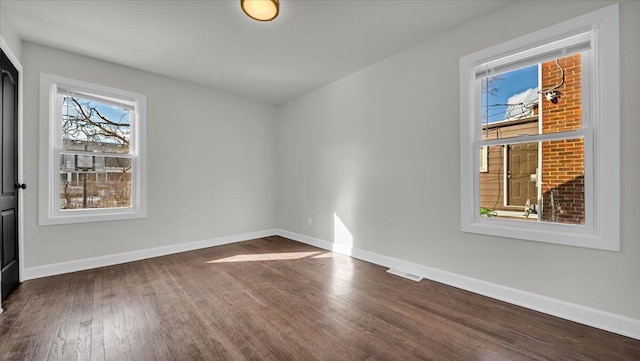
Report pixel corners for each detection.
[241,0,279,22]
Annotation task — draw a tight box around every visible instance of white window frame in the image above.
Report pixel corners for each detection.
[459,4,619,251]
[39,73,147,225]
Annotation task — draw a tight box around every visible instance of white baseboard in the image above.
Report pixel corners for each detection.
[22,229,278,280]
[276,229,640,340]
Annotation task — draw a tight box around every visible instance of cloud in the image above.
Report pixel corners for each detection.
[505,87,539,119]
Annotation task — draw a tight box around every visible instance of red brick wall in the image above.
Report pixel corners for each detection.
[540,54,585,224]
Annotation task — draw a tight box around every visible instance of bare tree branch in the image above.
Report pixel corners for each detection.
[65,97,130,146]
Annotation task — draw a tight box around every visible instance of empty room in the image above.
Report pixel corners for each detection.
[1,0,639,360]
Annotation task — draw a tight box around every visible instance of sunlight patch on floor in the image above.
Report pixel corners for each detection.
[207,251,322,263]
[311,252,339,259]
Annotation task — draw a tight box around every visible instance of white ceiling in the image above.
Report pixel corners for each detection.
[1,0,513,105]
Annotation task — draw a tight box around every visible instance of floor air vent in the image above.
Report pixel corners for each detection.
[386,268,423,282]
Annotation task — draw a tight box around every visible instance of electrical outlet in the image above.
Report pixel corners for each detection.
[307,217,313,226]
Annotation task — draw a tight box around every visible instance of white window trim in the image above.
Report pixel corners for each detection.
[39,73,147,225]
[479,146,488,173]
[459,4,619,251]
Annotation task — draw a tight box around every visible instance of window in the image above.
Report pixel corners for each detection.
[459,4,619,250]
[39,74,146,225]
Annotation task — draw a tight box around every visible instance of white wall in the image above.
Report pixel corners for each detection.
[22,43,277,268]
[276,0,640,320]
[0,5,22,61]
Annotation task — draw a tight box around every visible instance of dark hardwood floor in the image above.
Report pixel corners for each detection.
[0,236,638,360]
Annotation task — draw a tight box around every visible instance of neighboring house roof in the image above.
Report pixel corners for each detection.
[482,114,538,130]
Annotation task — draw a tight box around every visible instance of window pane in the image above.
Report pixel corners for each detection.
[481,64,539,127]
[478,138,584,224]
[540,138,585,225]
[61,95,131,154]
[479,143,539,220]
[59,155,132,210]
[480,53,583,140]
[479,144,503,217]
[540,54,583,134]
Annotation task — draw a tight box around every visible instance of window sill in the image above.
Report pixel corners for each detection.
[39,208,146,226]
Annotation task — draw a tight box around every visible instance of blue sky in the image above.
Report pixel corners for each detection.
[482,64,539,123]
[97,104,130,124]
[90,101,130,125]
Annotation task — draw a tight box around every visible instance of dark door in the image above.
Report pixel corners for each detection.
[1,49,20,300]
[507,143,537,207]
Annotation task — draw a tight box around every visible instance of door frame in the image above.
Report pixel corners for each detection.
[0,36,24,313]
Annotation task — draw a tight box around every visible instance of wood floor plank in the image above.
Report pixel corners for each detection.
[101,266,134,361]
[2,278,65,361]
[1,236,639,361]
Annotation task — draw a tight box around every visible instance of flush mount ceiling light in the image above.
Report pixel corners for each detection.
[241,0,279,22]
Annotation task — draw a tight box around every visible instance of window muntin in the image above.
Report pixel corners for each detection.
[40,74,146,225]
[459,4,619,251]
